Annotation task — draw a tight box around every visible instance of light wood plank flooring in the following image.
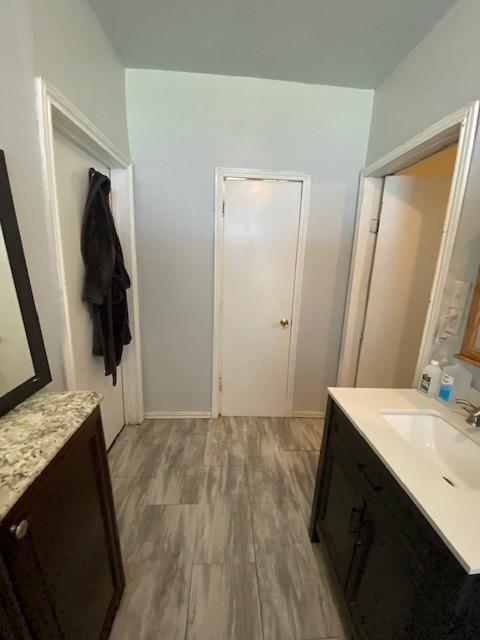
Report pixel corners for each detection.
[108,416,349,640]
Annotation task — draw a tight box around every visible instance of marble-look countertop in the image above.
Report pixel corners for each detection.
[328,388,480,575]
[0,391,101,522]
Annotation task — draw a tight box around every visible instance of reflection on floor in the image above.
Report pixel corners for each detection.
[108,416,349,640]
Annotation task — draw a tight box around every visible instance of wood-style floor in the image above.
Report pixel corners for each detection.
[108,416,349,640]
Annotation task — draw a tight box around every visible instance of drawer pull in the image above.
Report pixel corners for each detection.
[10,520,29,540]
[348,506,363,534]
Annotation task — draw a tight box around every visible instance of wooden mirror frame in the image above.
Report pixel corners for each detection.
[457,267,480,367]
[0,150,51,417]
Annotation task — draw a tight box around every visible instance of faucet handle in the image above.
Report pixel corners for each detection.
[455,399,477,410]
[456,399,480,428]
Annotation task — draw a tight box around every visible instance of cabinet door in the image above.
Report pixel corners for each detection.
[0,535,62,639]
[318,433,366,588]
[1,409,124,640]
[348,507,417,640]
[0,555,43,640]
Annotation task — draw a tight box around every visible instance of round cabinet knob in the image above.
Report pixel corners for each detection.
[280,318,289,327]
[10,520,29,540]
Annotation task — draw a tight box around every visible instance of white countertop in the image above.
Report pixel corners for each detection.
[328,387,480,575]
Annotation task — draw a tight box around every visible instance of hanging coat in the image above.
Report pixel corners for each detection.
[81,168,131,385]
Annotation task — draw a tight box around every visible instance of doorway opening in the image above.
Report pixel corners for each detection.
[356,145,457,388]
[338,102,479,389]
[36,78,144,445]
[51,132,127,445]
[212,168,311,417]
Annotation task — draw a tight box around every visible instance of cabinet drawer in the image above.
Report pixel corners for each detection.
[331,404,446,571]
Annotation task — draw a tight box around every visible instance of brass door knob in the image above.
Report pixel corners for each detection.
[10,520,29,540]
[280,318,289,327]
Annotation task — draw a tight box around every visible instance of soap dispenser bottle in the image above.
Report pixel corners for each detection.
[437,363,473,405]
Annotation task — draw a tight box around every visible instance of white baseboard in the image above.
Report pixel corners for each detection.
[144,410,324,419]
[144,411,212,419]
[290,411,325,418]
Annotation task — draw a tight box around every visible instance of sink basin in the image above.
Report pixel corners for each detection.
[381,412,480,492]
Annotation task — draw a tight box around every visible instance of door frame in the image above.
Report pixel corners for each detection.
[212,167,311,418]
[337,101,479,387]
[35,77,144,424]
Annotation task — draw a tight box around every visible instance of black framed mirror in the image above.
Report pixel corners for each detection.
[0,150,51,417]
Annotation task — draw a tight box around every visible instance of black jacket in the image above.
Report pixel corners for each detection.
[81,168,131,385]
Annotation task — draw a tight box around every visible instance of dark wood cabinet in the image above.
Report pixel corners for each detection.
[0,407,124,640]
[347,505,417,639]
[319,433,365,589]
[310,398,480,640]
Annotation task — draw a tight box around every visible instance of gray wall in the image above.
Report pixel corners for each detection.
[126,69,373,413]
[0,0,129,389]
[29,0,129,154]
[367,0,480,164]
[366,0,480,388]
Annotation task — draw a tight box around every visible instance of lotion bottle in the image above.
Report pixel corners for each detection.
[418,360,442,396]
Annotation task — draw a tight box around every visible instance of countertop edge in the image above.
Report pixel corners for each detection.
[0,391,102,523]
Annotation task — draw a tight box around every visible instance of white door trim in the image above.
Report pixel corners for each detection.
[212,167,311,418]
[336,173,384,387]
[35,77,144,424]
[337,101,479,387]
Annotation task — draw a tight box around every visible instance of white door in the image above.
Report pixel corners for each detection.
[220,178,303,416]
[356,175,452,388]
[53,132,125,446]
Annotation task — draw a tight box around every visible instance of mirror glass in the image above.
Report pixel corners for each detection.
[0,149,50,417]
[0,225,34,395]
[458,267,480,367]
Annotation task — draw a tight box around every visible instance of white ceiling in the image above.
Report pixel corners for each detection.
[89,0,457,89]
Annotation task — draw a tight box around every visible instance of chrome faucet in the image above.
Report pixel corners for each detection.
[456,399,480,428]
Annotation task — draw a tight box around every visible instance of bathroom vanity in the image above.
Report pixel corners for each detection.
[310,388,480,640]
[0,392,124,639]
